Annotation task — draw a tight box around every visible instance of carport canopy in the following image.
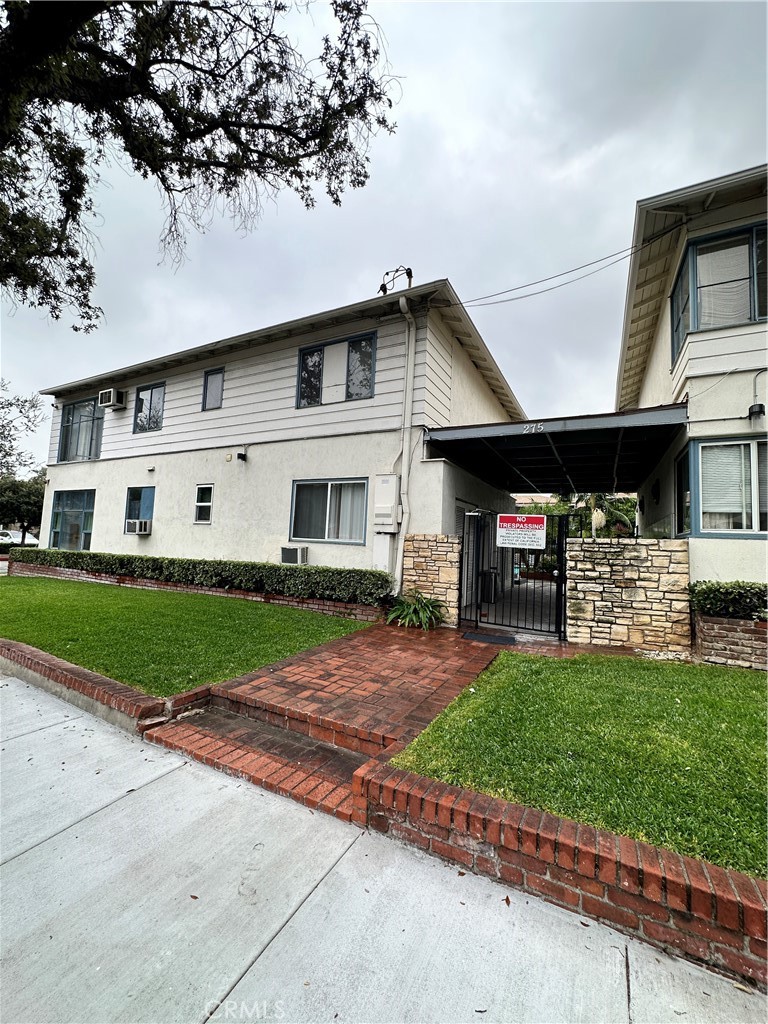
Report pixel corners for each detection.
[425,403,688,495]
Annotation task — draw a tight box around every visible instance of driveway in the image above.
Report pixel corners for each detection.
[1,675,764,1024]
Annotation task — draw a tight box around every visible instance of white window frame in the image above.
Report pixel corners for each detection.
[290,478,368,544]
[699,440,765,534]
[194,484,214,524]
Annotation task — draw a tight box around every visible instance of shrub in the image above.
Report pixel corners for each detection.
[689,581,767,621]
[9,548,394,606]
[386,589,446,630]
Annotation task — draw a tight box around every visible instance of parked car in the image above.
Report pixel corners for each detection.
[0,530,39,546]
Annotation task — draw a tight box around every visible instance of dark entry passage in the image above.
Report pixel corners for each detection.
[460,512,570,638]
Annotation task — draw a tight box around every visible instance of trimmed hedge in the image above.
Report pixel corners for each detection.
[10,548,394,606]
[689,581,767,621]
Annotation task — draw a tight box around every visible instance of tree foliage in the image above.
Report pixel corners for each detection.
[0,0,395,330]
[0,379,45,475]
[0,467,46,539]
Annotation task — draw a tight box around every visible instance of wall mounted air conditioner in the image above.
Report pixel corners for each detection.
[281,546,308,565]
[98,388,127,409]
[125,519,152,536]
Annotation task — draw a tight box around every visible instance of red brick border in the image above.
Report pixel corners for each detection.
[8,561,384,622]
[352,759,768,988]
[695,613,767,672]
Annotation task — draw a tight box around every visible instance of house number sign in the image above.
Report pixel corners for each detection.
[497,514,547,550]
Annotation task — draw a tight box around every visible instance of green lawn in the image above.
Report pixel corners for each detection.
[392,652,767,877]
[0,577,368,698]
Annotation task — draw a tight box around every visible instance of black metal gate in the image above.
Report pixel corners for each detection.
[459,511,571,638]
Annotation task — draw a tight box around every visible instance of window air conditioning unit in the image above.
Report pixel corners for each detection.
[125,519,152,536]
[281,546,308,565]
[98,388,127,410]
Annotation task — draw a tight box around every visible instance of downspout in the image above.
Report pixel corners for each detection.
[393,295,417,593]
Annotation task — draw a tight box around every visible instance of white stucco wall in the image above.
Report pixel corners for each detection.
[688,538,767,583]
[42,431,426,572]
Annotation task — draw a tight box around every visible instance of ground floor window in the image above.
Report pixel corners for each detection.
[125,486,155,527]
[50,490,95,550]
[700,439,766,532]
[194,485,213,523]
[675,449,691,534]
[291,478,367,542]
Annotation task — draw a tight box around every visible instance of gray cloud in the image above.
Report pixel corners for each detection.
[2,0,765,466]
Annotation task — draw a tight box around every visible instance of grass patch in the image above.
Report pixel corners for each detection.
[0,577,368,698]
[392,652,767,877]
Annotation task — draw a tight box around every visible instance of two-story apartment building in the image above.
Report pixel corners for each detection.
[40,280,522,590]
[616,164,767,583]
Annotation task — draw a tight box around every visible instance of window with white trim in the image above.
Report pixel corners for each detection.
[671,224,767,362]
[291,479,367,543]
[195,485,213,523]
[700,440,767,533]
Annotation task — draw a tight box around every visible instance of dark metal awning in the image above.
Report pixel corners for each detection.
[425,404,688,494]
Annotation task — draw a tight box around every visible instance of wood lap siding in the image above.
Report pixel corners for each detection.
[87,320,409,458]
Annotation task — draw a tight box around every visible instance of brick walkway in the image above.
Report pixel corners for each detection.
[146,625,641,821]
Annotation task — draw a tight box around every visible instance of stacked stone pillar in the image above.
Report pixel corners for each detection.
[401,534,461,626]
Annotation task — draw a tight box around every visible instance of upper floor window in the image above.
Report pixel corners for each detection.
[50,490,95,550]
[134,383,165,432]
[700,439,766,533]
[202,368,224,411]
[297,333,375,408]
[671,224,767,362]
[58,398,104,462]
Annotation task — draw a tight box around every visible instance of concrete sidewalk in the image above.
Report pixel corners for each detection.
[1,675,764,1024]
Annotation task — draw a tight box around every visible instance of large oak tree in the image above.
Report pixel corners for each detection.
[0,0,394,330]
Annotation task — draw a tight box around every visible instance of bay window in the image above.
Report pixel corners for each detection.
[671,224,766,362]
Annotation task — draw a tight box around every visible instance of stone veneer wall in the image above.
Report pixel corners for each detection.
[566,539,691,654]
[695,614,767,671]
[401,534,461,627]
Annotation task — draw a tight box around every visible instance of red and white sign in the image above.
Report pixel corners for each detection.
[497,514,547,550]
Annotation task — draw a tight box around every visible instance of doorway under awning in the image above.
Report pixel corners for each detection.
[425,403,688,495]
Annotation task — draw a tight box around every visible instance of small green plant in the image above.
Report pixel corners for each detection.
[386,589,446,630]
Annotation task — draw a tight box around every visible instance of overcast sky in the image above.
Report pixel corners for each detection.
[2,0,766,467]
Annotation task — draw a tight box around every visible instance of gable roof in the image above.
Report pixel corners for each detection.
[42,279,525,419]
[614,164,767,411]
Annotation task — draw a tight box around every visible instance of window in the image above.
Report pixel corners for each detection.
[58,398,104,462]
[297,334,376,408]
[202,369,224,411]
[700,440,767,533]
[675,449,690,534]
[297,347,323,408]
[50,490,95,550]
[125,486,155,525]
[291,479,367,543]
[195,485,213,523]
[134,383,165,432]
[671,224,767,362]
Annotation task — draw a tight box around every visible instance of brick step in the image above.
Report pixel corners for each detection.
[210,682,399,757]
[144,708,368,822]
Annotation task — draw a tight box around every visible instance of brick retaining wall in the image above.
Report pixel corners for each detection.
[695,614,767,671]
[401,534,461,626]
[566,539,691,654]
[352,759,767,987]
[8,561,383,622]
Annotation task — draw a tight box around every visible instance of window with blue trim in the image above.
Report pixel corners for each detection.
[671,224,766,362]
[675,449,690,535]
[700,439,766,533]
